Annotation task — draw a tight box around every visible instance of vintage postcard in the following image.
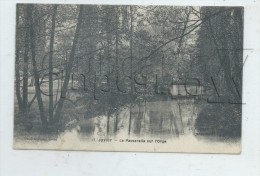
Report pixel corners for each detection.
[13,4,243,153]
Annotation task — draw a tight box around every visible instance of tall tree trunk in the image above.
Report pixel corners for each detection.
[49,5,58,123]
[15,6,23,112]
[129,6,134,94]
[54,5,84,127]
[27,4,48,128]
[128,108,132,136]
[128,6,134,135]
[15,48,23,111]
[107,110,110,136]
[22,6,30,117]
[115,7,119,81]
[114,7,120,132]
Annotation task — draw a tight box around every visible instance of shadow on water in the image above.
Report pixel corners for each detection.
[77,100,199,140]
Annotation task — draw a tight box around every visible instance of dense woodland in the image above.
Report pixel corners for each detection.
[14,4,243,138]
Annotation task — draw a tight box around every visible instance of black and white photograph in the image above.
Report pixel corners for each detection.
[13,4,243,153]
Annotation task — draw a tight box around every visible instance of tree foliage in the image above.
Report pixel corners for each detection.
[14,5,243,136]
